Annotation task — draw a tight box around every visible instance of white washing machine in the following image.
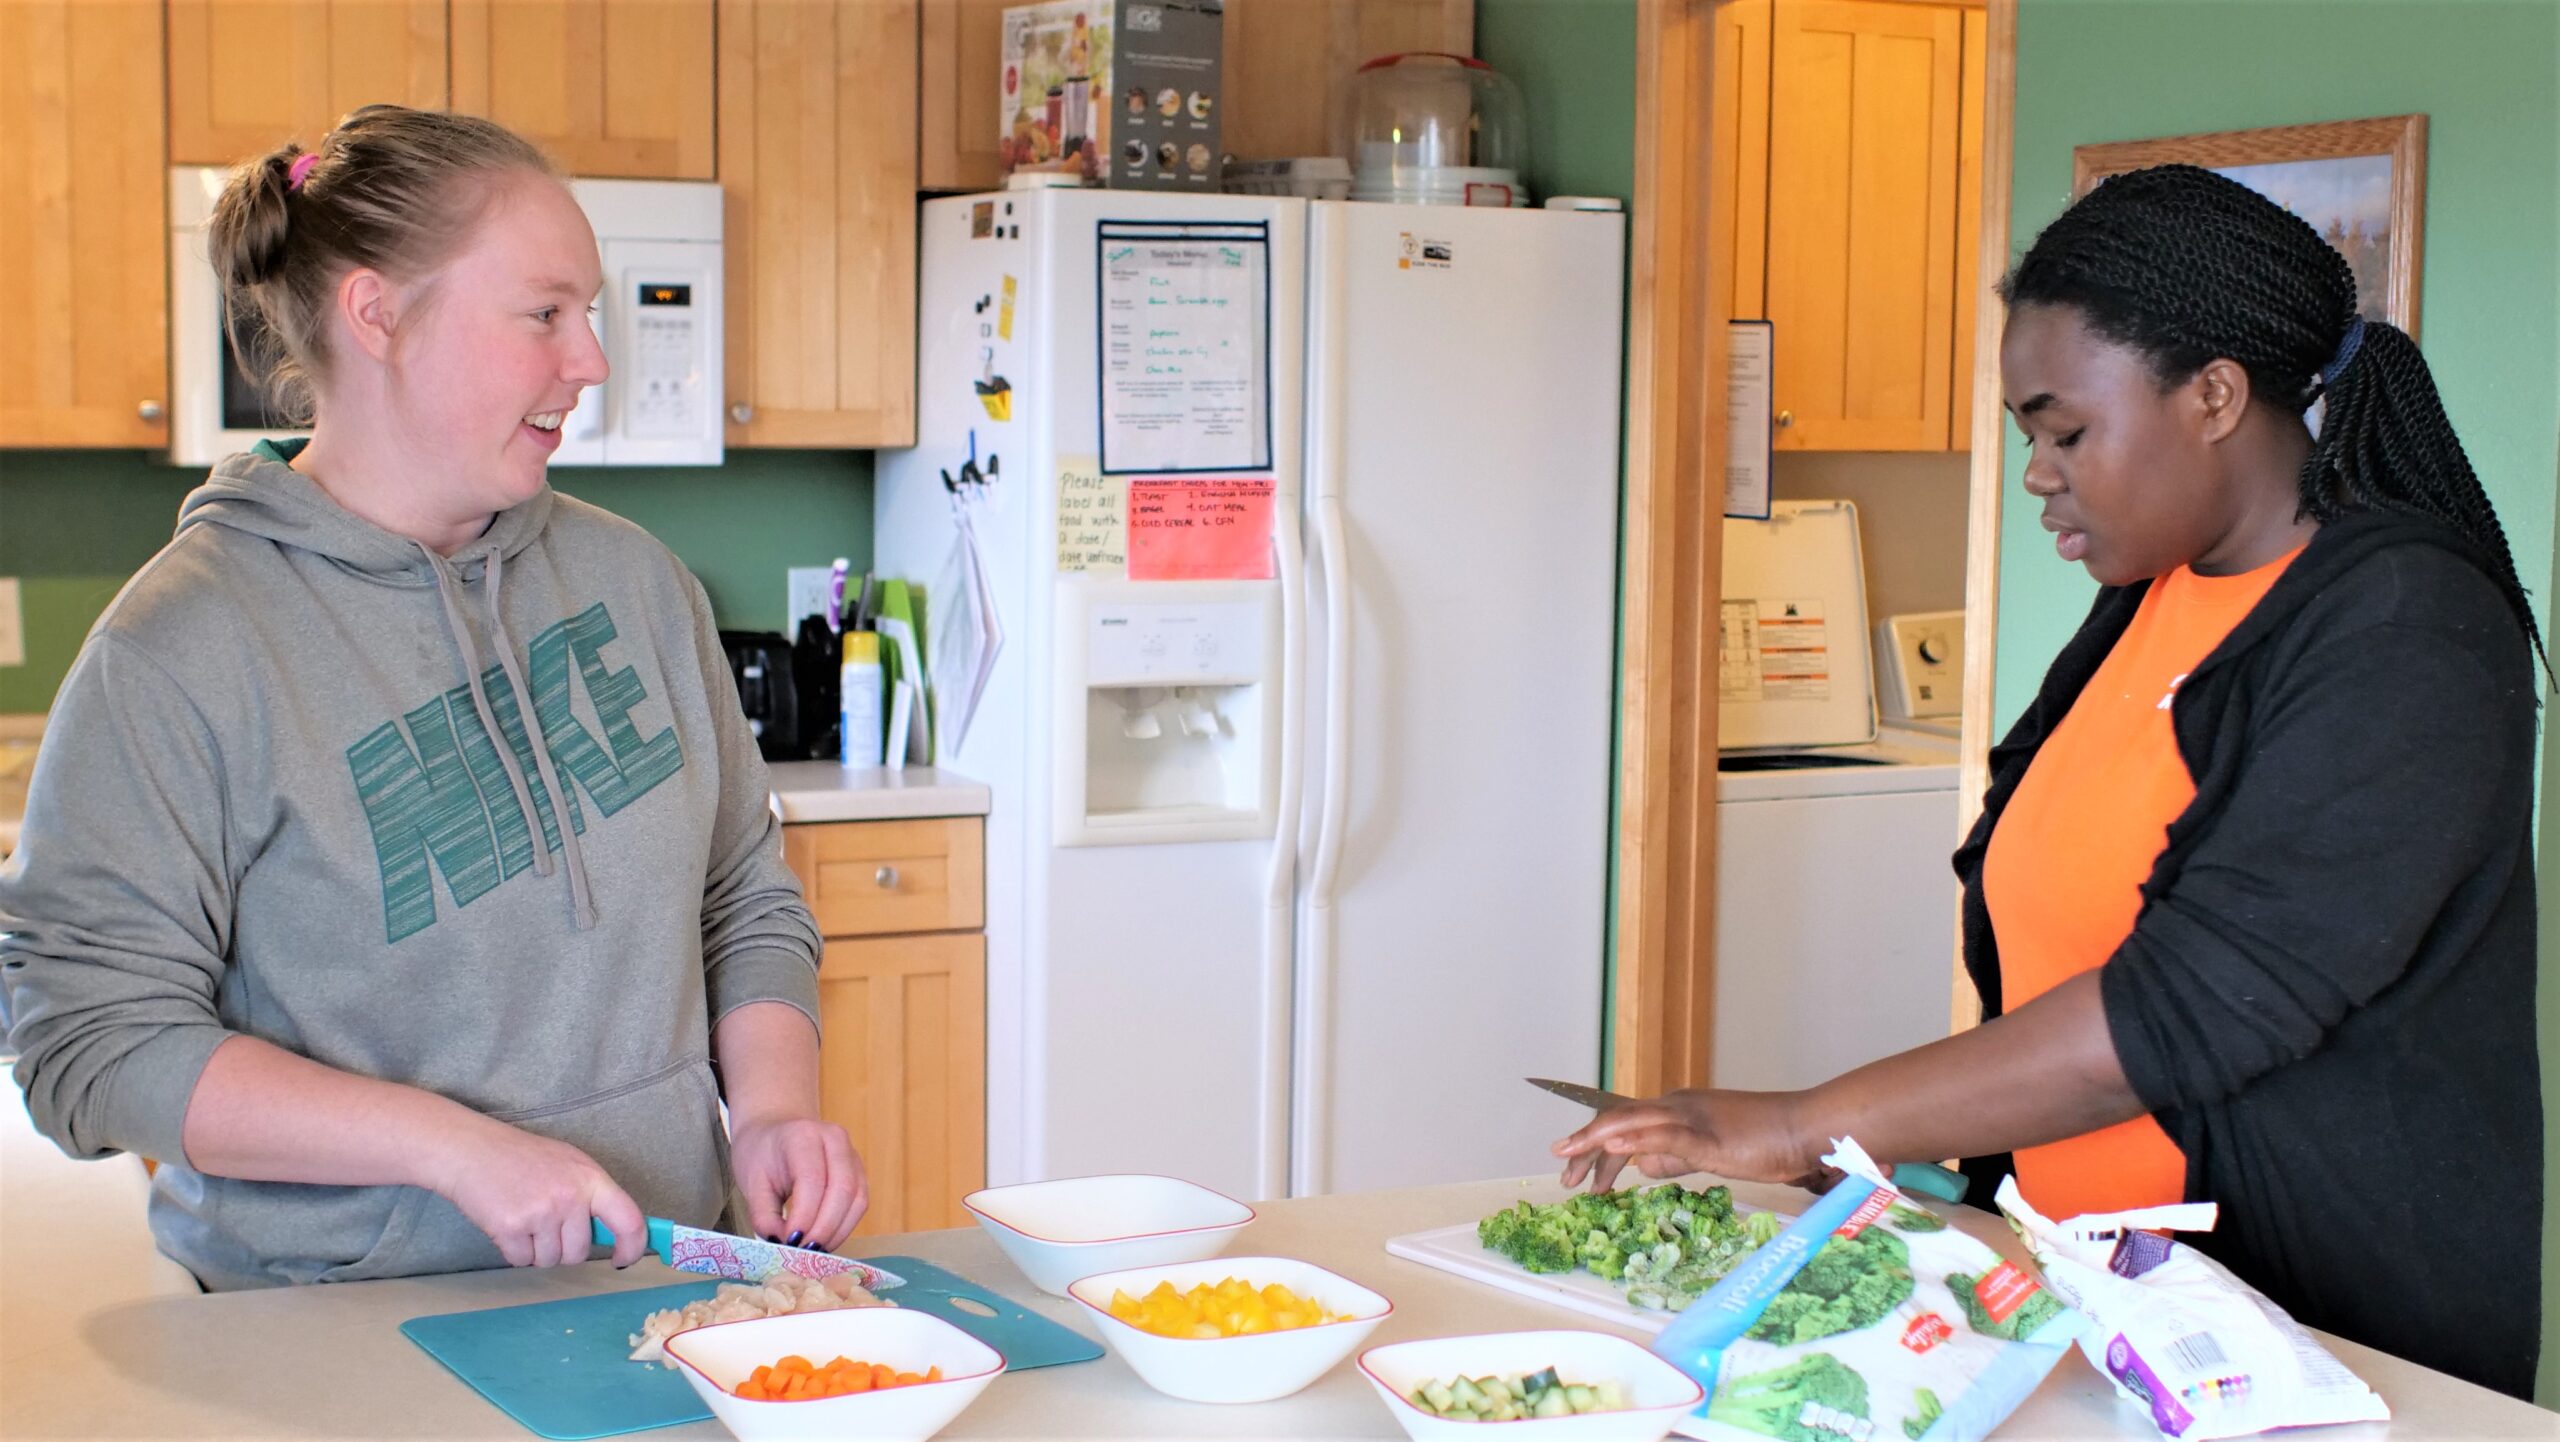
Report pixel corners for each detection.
[1712,501,1963,1090]
[1711,726,1962,1091]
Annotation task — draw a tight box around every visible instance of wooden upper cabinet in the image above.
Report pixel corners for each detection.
[720,0,919,448]
[1223,0,1474,162]
[450,0,715,179]
[1764,0,1962,451]
[0,0,168,447]
[1950,4,1987,449]
[919,0,1012,193]
[167,0,447,166]
[1709,0,1772,324]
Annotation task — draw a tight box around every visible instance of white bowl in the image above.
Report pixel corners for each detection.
[1066,1255,1392,1405]
[963,1173,1253,1296]
[1359,1330,1705,1441]
[659,1306,1005,1442]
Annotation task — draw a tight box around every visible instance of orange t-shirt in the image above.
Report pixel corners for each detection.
[1981,547,2301,1219]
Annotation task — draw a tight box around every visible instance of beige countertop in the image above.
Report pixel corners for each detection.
[4,1163,2549,1441]
[767,764,990,824]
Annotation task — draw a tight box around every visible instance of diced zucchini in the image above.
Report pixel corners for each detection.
[1564,1384,1597,1413]
[1532,1388,1572,1418]
[1597,1381,1630,1411]
[1522,1366,1560,1398]
[1421,1380,1456,1413]
[1450,1376,1485,1409]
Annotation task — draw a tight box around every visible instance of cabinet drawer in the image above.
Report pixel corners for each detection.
[786,818,984,938]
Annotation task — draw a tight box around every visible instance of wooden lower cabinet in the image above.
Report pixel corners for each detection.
[816,933,985,1236]
[785,817,986,1235]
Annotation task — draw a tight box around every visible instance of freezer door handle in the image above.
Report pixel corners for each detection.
[1307,493,1352,907]
[1259,491,1309,1201]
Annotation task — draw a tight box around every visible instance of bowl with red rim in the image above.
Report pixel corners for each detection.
[1358,1330,1704,1440]
[659,1307,1005,1442]
[962,1173,1254,1296]
[1066,1255,1393,1404]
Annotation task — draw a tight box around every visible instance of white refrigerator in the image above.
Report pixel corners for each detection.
[876,188,1625,1202]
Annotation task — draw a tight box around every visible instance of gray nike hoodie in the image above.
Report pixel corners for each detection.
[0,442,822,1289]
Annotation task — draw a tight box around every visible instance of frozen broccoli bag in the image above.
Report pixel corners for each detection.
[1994,1178,2388,1438]
[1650,1140,2080,1442]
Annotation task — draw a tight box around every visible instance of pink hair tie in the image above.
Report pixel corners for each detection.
[287,153,320,191]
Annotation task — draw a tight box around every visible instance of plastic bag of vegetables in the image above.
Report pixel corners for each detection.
[1650,1139,2080,1442]
[1994,1178,2387,1438]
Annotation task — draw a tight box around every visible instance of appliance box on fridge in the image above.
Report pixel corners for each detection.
[1001,0,1224,190]
[877,189,1625,1207]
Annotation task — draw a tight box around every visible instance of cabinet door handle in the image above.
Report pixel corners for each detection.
[138,400,165,422]
[730,402,755,425]
[1775,409,1794,429]
[874,866,899,890]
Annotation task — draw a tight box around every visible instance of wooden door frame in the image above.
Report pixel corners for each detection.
[1951,0,2015,1033]
[1613,0,2019,1085]
[1614,0,1728,1094]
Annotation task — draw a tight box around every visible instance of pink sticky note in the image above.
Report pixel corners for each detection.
[1126,477,1278,582]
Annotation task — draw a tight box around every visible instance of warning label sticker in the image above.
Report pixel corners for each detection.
[1721,598,1831,702]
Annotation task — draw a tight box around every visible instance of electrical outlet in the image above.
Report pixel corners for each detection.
[0,577,21,667]
[786,566,835,637]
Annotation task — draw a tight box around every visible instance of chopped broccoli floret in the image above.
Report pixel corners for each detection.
[1476,1201,1581,1273]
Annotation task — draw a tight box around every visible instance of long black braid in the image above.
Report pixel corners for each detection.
[2002,163,2551,682]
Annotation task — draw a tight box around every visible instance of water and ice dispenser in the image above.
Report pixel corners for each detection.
[1052,582,1280,846]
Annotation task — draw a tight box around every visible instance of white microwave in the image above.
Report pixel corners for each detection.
[167,166,724,468]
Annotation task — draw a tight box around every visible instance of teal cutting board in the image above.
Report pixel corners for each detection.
[400,1256,1101,1440]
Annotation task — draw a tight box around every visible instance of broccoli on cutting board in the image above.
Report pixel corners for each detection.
[1475,1182,1771,1308]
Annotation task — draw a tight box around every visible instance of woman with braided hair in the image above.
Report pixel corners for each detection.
[1556,164,2542,1394]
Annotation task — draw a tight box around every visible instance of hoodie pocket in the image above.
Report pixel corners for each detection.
[274,1060,728,1286]
[492,1057,731,1234]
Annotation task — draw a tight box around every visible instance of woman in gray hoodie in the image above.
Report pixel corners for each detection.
[0,105,863,1289]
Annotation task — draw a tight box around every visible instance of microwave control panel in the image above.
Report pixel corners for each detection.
[626,273,703,439]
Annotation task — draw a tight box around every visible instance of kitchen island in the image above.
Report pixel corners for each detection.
[5,1165,2551,1440]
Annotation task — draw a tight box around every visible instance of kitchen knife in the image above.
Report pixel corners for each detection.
[591,1217,907,1291]
[1526,1076,1971,1204]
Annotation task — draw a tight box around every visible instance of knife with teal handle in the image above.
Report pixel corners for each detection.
[1526,1076,1971,1204]
[592,1216,908,1291]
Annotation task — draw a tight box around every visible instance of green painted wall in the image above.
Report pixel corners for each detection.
[2001,0,2560,1406]
[0,449,872,714]
[1476,0,1638,1086]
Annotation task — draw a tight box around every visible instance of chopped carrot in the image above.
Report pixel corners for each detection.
[729,1354,946,1400]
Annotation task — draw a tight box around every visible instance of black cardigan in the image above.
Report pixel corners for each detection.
[1952,512,2544,1399]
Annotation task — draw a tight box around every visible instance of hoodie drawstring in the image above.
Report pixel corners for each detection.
[423,547,600,931]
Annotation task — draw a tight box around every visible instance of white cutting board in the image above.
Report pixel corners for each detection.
[1383,1201,1798,1335]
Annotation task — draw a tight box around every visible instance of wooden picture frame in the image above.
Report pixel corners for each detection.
[2072,113,2428,336]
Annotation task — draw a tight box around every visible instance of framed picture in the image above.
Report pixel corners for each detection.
[2072,114,2427,336]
